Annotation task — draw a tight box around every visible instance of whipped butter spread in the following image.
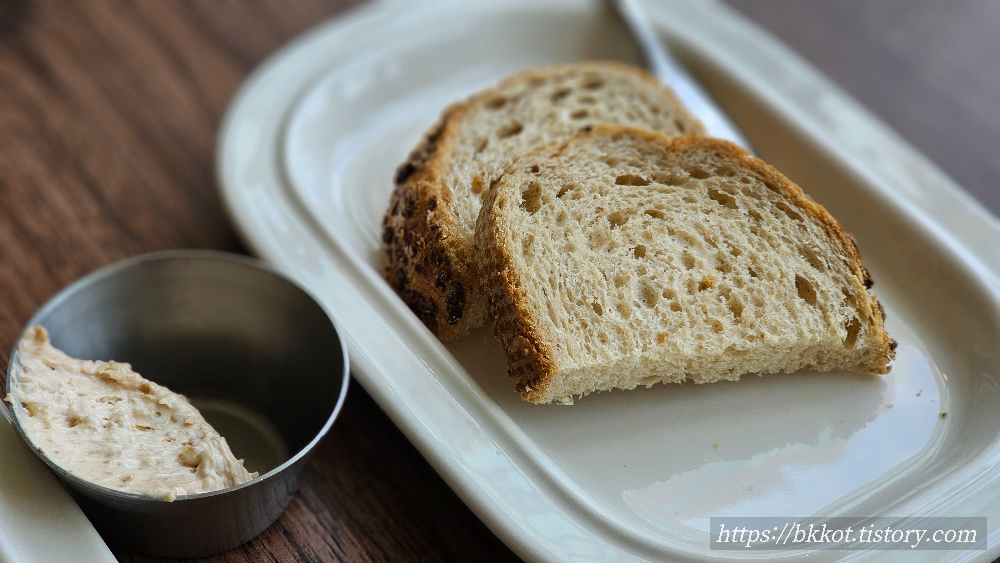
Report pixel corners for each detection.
[5,327,257,501]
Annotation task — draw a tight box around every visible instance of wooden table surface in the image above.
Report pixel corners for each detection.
[1,1,997,561]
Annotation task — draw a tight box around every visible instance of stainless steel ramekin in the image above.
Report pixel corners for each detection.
[2,250,349,558]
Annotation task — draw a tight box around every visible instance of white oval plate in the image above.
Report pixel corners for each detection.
[218,1,1000,561]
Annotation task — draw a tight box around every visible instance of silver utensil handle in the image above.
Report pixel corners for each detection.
[610,0,753,152]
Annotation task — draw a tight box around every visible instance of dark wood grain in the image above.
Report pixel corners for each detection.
[0,1,997,562]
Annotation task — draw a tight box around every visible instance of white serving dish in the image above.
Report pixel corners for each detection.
[217,0,1000,560]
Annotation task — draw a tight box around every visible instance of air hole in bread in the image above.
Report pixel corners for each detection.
[710,319,724,333]
[748,267,759,278]
[682,252,696,270]
[842,288,858,308]
[801,246,826,271]
[551,88,571,102]
[651,171,686,186]
[688,168,711,180]
[716,260,733,274]
[708,188,739,209]
[578,94,597,104]
[644,209,665,220]
[470,176,485,194]
[616,302,631,318]
[727,298,744,319]
[485,96,507,109]
[748,209,763,222]
[592,302,603,316]
[670,302,682,312]
[698,275,716,292]
[795,275,818,305]
[498,122,524,138]
[634,245,646,258]
[844,316,862,347]
[615,174,650,186]
[729,246,742,257]
[583,77,604,89]
[608,210,630,228]
[475,138,489,154]
[673,118,685,132]
[775,201,802,222]
[527,164,540,174]
[522,235,534,257]
[520,182,542,214]
[614,273,627,288]
[687,280,699,295]
[640,283,659,307]
[557,184,573,198]
[570,109,588,119]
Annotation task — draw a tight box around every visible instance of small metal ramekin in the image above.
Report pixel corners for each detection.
[2,251,349,558]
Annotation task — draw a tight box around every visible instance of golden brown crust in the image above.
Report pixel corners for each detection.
[382,102,474,340]
[478,125,895,402]
[381,62,706,341]
[477,174,560,402]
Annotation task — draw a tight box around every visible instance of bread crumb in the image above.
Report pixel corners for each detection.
[916,390,922,397]
[885,403,894,408]
[940,412,948,418]
[657,332,669,343]
[942,373,948,381]
[713,442,720,449]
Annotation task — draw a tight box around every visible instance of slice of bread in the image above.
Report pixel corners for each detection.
[382,62,705,340]
[476,125,896,404]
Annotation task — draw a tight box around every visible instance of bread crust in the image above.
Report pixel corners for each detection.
[478,210,559,403]
[382,103,478,339]
[382,62,705,340]
[477,125,895,403]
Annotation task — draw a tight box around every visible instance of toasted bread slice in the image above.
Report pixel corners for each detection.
[476,125,895,404]
[382,62,705,340]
